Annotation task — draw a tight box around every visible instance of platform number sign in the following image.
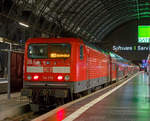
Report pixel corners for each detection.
[138,26,150,43]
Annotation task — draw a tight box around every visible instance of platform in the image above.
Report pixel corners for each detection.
[0,92,29,120]
[0,78,8,94]
[33,72,150,121]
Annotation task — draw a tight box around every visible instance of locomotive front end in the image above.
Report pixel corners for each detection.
[21,38,73,110]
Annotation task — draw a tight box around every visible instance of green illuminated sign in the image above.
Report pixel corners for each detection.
[138,25,150,43]
[113,45,150,51]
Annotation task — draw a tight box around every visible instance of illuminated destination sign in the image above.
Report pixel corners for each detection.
[138,26,150,43]
[113,45,150,51]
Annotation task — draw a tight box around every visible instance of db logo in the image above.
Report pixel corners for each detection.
[43,67,53,72]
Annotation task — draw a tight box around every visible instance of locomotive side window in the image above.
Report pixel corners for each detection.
[113,64,115,70]
[28,44,48,59]
[80,45,83,59]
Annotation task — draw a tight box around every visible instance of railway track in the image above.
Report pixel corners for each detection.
[1,107,51,121]
[1,103,57,121]
[3,112,34,121]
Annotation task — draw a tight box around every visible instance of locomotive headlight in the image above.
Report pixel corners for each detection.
[33,75,39,80]
[65,75,70,81]
[57,75,63,81]
[27,75,32,80]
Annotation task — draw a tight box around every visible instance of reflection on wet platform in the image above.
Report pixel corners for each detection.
[33,72,150,121]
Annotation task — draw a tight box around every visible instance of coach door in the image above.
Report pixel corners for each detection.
[116,64,119,81]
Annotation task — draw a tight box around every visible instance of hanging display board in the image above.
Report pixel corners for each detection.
[138,25,150,43]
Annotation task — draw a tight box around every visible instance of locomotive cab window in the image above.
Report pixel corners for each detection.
[80,45,83,59]
[28,44,48,59]
[28,43,71,59]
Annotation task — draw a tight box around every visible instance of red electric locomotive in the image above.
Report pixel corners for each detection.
[21,37,139,111]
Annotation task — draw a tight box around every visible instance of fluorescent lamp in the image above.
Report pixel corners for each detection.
[19,22,29,27]
[4,41,11,44]
[13,43,19,46]
[0,37,3,42]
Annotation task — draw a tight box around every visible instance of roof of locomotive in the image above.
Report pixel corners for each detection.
[26,37,83,43]
[26,37,108,55]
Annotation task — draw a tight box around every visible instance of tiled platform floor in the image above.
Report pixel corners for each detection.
[0,92,29,120]
[34,72,150,121]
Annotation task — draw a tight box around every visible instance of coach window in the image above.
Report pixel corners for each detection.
[80,45,83,59]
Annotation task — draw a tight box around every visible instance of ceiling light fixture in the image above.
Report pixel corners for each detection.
[0,37,3,42]
[19,22,29,27]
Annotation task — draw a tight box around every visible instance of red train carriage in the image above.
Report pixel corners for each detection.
[21,37,139,111]
[109,52,126,81]
[109,53,117,81]
[108,52,139,81]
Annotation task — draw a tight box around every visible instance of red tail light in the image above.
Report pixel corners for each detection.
[57,75,63,81]
[33,75,39,80]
